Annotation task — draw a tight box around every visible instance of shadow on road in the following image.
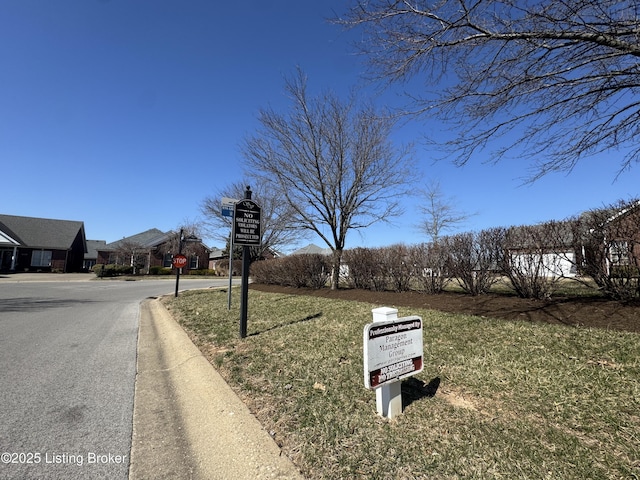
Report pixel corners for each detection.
[0,297,101,312]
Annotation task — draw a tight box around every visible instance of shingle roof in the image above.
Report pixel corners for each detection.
[104,228,172,250]
[0,228,20,247]
[0,214,86,250]
[290,244,332,256]
[85,240,107,259]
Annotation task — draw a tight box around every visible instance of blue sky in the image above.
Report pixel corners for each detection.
[1,1,637,251]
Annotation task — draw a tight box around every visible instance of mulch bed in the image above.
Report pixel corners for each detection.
[250,283,640,333]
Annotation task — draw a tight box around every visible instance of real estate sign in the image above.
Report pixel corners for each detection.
[363,315,423,389]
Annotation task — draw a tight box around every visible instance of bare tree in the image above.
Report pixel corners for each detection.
[111,239,145,274]
[242,69,415,289]
[418,180,472,242]
[200,180,306,261]
[173,219,205,249]
[340,0,640,179]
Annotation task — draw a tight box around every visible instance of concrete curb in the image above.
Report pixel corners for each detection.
[130,297,304,479]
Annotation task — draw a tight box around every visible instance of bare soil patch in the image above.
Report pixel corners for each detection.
[250,284,640,333]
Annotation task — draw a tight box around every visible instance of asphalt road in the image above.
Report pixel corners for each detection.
[0,275,232,480]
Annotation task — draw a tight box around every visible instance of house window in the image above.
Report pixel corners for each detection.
[190,255,199,269]
[610,241,630,265]
[163,253,173,268]
[31,250,52,267]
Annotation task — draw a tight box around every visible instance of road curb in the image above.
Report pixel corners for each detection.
[129,297,304,479]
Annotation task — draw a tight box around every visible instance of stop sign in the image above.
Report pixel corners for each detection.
[172,254,188,269]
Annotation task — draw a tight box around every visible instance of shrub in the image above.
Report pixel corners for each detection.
[498,222,578,299]
[250,258,285,285]
[443,229,503,295]
[250,255,330,289]
[295,254,331,289]
[342,248,385,291]
[380,244,413,292]
[149,266,173,275]
[610,265,640,278]
[216,260,243,277]
[408,243,450,294]
[93,264,133,277]
[187,269,217,276]
[343,246,417,292]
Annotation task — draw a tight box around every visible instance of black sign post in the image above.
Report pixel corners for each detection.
[233,186,261,338]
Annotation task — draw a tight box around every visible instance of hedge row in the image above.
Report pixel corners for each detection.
[186,269,219,276]
[148,266,173,275]
[250,254,330,289]
[342,244,450,294]
[253,238,638,300]
[92,264,133,277]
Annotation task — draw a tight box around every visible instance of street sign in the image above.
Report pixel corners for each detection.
[172,254,188,269]
[233,199,261,247]
[221,197,237,218]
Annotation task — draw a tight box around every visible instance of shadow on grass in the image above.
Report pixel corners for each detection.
[248,312,323,336]
[402,377,440,409]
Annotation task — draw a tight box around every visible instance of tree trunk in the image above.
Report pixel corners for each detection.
[330,249,342,290]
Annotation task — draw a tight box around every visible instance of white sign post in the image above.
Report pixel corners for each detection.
[363,307,423,419]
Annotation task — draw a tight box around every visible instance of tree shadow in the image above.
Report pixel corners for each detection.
[249,312,323,336]
[402,377,440,409]
[0,297,101,312]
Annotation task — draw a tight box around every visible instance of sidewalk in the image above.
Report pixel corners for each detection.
[129,298,304,480]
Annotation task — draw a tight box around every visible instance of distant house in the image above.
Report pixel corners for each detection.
[210,246,282,275]
[208,247,226,272]
[0,214,87,273]
[84,240,107,271]
[580,199,640,277]
[504,200,640,279]
[290,244,332,256]
[96,228,210,275]
[0,228,20,272]
[504,222,578,278]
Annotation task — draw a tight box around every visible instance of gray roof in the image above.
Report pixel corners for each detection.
[85,240,107,259]
[290,244,332,256]
[0,228,20,247]
[104,228,172,250]
[0,214,86,250]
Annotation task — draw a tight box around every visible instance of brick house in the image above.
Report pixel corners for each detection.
[580,199,640,277]
[0,214,87,273]
[96,228,210,274]
[84,239,107,271]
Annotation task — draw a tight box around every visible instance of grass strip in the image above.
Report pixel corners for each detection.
[165,288,640,479]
